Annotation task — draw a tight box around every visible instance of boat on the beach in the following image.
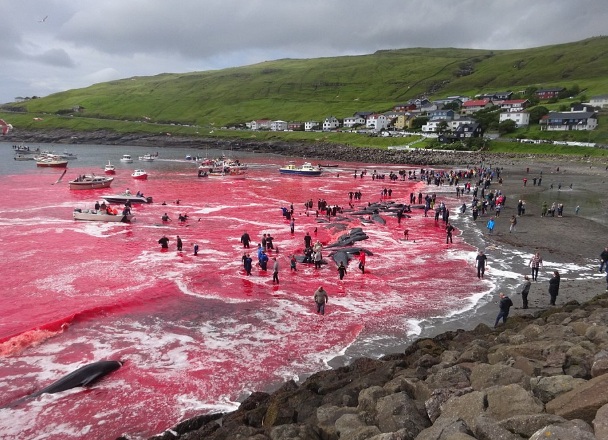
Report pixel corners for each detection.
[102,192,153,204]
[104,161,116,174]
[120,154,133,163]
[138,154,156,162]
[279,162,323,176]
[68,174,114,190]
[35,154,69,168]
[73,208,134,222]
[131,169,148,180]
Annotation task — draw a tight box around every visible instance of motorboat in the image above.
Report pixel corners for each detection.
[35,154,68,168]
[104,161,116,174]
[120,154,133,163]
[14,154,35,161]
[138,154,156,162]
[131,169,148,180]
[73,208,134,222]
[68,174,114,190]
[101,192,153,204]
[279,162,323,176]
[58,151,78,160]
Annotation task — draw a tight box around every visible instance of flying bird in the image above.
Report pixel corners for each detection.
[38,15,48,23]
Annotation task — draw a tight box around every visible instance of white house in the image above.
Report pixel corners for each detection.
[499,111,530,127]
[270,120,288,131]
[250,119,271,130]
[540,111,598,131]
[343,115,366,128]
[589,95,608,108]
[366,114,389,131]
[304,121,320,131]
[322,116,340,131]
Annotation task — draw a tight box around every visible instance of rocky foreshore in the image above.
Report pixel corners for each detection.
[132,294,608,440]
[4,128,599,168]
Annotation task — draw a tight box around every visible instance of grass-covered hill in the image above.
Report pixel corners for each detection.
[4,37,608,129]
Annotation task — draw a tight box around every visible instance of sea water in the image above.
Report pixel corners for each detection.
[0,141,545,439]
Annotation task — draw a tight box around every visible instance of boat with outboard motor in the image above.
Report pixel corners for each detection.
[279,162,323,176]
[35,154,69,168]
[104,161,116,174]
[138,154,156,162]
[131,169,148,180]
[73,208,134,222]
[101,192,153,204]
[68,174,114,190]
[120,154,133,163]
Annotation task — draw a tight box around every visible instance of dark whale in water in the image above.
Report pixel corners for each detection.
[2,360,123,408]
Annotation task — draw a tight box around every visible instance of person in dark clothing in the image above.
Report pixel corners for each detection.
[475,250,487,279]
[176,236,183,251]
[494,292,513,328]
[549,270,560,305]
[259,252,269,271]
[240,232,251,248]
[599,246,608,272]
[445,222,454,244]
[304,232,312,249]
[158,236,169,249]
[243,254,252,275]
[337,262,347,280]
[520,275,531,309]
[193,243,199,255]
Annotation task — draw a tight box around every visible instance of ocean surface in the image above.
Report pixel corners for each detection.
[0,141,587,439]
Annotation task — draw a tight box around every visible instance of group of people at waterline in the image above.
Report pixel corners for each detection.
[153,163,607,317]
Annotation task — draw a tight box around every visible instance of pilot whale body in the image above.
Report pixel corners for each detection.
[2,360,122,408]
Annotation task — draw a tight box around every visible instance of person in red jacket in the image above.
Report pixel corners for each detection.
[358,252,366,273]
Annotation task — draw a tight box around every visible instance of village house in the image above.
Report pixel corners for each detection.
[589,94,608,108]
[287,122,303,131]
[322,116,340,131]
[304,121,320,131]
[366,114,389,131]
[540,106,598,131]
[392,113,416,130]
[423,117,477,133]
[250,119,272,130]
[438,122,483,143]
[343,115,367,128]
[427,109,455,121]
[500,99,530,111]
[535,87,565,100]
[499,111,530,127]
[393,103,417,112]
[270,120,288,131]
[461,98,493,115]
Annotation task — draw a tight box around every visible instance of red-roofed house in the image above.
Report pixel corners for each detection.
[461,99,493,115]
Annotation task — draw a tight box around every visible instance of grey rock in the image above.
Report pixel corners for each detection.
[437,390,486,431]
[376,391,430,436]
[485,384,544,420]
[414,417,473,440]
[269,423,321,440]
[474,415,521,440]
[529,424,597,440]
[594,402,608,439]
[497,413,569,437]
[425,365,470,390]
[470,363,528,391]
[530,375,587,403]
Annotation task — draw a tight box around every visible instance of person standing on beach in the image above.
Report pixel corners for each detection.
[445,222,454,244]
[486,217,495,234]
[509,215,517,233]
[290,254,297,271]
[158,235,169,249]
[548,270,560,305]
[475,250,488,279]
[240,232,251,248]
[243,254,252,275]
[193,243,199,255]
[176,235,183,251]
[520,275,532,309]
[313,286,329,315]
[494,292,513,328]
[529,251,543,281]
[599,246,608,273]
[337,262,347,280]
[358,252,366,273]
[272,257,279,284]
[304,232,312,249]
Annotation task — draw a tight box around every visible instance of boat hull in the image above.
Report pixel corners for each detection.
[73,209,134,222]
[102,195,153,204]
[36,161,68,167]
[279,169,323,176]
[69,179,114,190]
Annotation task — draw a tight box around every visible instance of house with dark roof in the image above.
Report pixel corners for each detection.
[590,94,608,108]
[438,122,483,143]
[535,87,565,100]
[539,111,598,131]
[500,99,530,111]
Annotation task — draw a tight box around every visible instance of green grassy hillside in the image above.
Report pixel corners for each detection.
[4,37,608,128]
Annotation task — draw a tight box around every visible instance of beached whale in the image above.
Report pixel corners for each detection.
[2,360,123,408]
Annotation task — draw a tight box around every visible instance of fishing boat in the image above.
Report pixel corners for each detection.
[279,162,323,176]
[120,154,133,163]
[131,169,148,180]
[101,192,153,204]
[138,154,156,162]
[58,150,78,160]
[68,174,114,190]
[14,153,35,161]
[73,208,134,222]
[35,154,68,168]
[104,161,116,174]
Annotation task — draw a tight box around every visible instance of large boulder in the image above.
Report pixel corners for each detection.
[593,402,608,440]
[425,365,470,390]
[591,349,608,378]
[424,387,473,423]
[528,424,596,440]
[334,413,380,440]
[376,392,430,436]
[436,391,486,431]
[530,375,587,403]
[473,415,522,440]
[269,423,321,440]
[469,363,529,391]
[497,414,569,437]
[546,373,608,423]
[414,417,474,440]
[485,384,544,420]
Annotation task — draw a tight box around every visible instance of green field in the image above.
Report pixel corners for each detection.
[2,36,608,157]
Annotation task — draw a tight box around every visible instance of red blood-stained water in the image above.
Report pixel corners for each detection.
[0,155,486,439]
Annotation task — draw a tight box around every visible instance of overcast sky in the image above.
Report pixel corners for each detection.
[0,0,606,104]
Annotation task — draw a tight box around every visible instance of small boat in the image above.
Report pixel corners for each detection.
[131,169,148,180]
[120,154,133,163]
[73,208,134,222]
[279,162,323,176]
[319,164,339,168]
[102,192,153,204]
[14,154,35,161]
[68,174,114,190]
[138,154,156,162]
[104,161,116,174]
[35,154,68,168]
[58,151,78,160]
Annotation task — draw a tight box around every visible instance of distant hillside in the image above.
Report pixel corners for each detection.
[4,37,608,127]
